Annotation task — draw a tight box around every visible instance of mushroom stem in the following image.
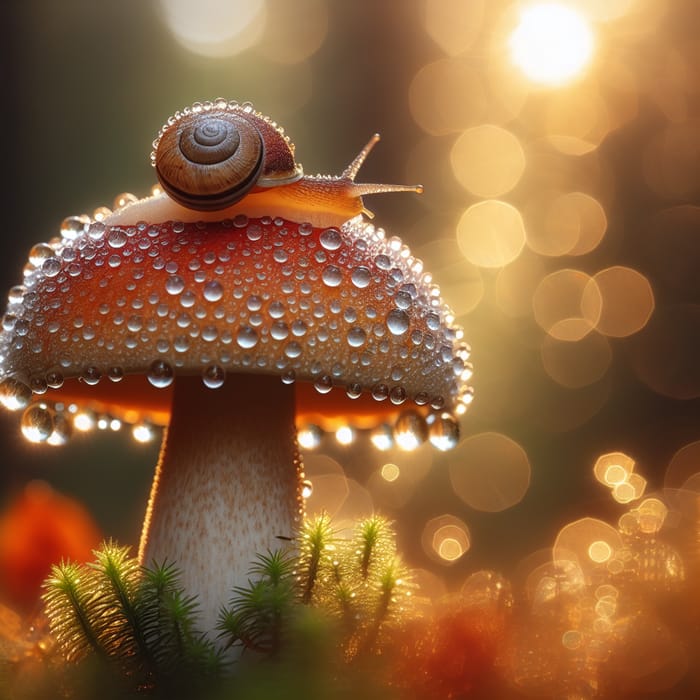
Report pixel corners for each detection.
[138,373,303,636]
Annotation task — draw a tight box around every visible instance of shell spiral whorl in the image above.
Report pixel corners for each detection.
[155,109,264,211]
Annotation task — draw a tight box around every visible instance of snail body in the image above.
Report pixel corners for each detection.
[106,99,421,229]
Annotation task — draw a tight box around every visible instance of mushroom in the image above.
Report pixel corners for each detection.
[0,100,473,635]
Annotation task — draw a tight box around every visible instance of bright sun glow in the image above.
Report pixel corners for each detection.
[509,3,594,86]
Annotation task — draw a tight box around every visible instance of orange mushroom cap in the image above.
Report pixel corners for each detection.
[0,215,472,445]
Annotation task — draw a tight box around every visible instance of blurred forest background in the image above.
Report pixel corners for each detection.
[1,0,699,609]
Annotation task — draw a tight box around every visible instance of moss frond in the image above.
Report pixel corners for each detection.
[38,514,413,698]
[297,512,337,604]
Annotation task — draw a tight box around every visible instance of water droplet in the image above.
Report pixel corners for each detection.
[298,424,322,449]
[46,371,64,389]
[236,326,258,349]
[426,413,460,451]
[314,375,333,394]
[426,311,441,331]
[80,367,101,385]
[351,266,371,288]
[165,275,185,295]
[298,222,313,236]
[203,280,223,302]
[174,336,190,353]
[7,285,25,305]
[322,265,342,287]
[180,291,195,308]
[386,309,409,336]
[335,425,355,445]
[346,383,362,399]
[246,223,262,241]
[273,249,288,263]
[430,396,445,410]
[29,243,55,267]
[30,377,48,394]
[88,221,106,240]
[394,411,428,451]
[0,378,32,411]
[47,412,72,446]
[268,301,285,319]
[271,321,289,340]
[375,254,391,270]
[132,422,156,443]
[370,424,394,451]
[395,291,412,310]
[346,327,367,348]
[107,366,124,382]
[281,370,296,385]
[319,228,343,251]
[73,409,97,431]
[202,364,225,389]
[147,360,174,388]
[389,386,407,405]
[60,215,89,240]
[41,258,61,278]
[107,229,128,249]
[21,404,53,443]
[66,262,82,277]
[371,384,389,401]
[246,295,262,312]
[291,320,307,337]
[284,342,302,359]
[301,480,313,498]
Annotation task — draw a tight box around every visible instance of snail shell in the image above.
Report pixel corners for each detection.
[153,102,303,212]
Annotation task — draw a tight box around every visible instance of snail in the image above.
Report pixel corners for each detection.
[106,99,422,229]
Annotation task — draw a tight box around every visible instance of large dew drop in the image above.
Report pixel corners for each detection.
[346,327,367,348]
[321,265,342,287]
[0,378,32,411]
[386,309,410,336]
[21,404,54,443]
[147,360,174,388]
[394,411,428,451]
[203,280,224,302]
[351,266,371,288]
[319,228,343,251]
[106,229,128,249]
[427,412,460,451]
[202,364,225,389]
[236,326,259,349]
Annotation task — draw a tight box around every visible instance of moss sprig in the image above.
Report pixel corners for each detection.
[32,514,412,698]
[42,542,219,695]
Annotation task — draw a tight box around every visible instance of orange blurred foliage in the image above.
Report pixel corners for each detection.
[0,481,101,614]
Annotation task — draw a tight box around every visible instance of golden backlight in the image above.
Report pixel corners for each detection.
[509,3,594,86]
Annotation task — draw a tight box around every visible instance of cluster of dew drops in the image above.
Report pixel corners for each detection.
[0,192,474,452]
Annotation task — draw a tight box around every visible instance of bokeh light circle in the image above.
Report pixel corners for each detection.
[532,269,602,340]
[587,266,655,337]
[457,200,526,268]
[553,517,623,572]
[159,0,266,57]
[421,514,471,564]
[449,432,531,512]
[528,191,607,256]
[450,125,526,198]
